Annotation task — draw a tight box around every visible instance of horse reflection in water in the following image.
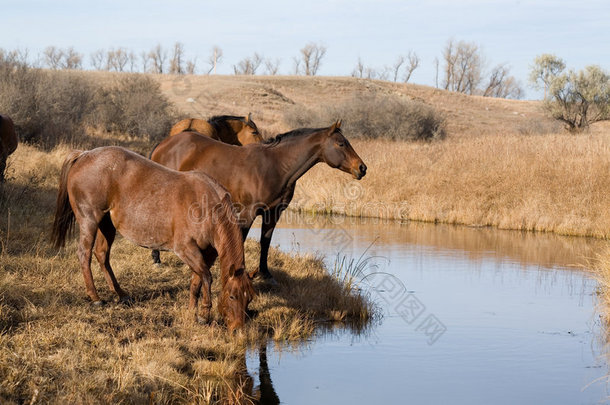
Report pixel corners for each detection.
[218,343,280,405]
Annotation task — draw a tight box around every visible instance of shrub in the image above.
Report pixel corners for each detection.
[0,58,176,148]
[283,93,446,141]
[90,75,175,141]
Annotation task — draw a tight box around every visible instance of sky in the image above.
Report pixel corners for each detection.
[2,0,609,99]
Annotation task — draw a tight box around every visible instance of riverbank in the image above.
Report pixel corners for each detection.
[0,144,373,403]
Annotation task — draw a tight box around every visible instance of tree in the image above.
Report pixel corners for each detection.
[441,39,483,94]
[43,46,63,69]
[148,44,167,73]
[351,58,365,78]
[206,46,223,74]
[233,53,263,75]
[90,49,106,70]
[403,51,420,83]
[483,63,523,99]
[297,42,326,76]
[543,64,610,131]
[61,47,82,69]
[529,54,566,100]
[169,42,185,74]
[107,48,128,72]
[264,58,281,75]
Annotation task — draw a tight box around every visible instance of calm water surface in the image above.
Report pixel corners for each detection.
[247,215,609,404]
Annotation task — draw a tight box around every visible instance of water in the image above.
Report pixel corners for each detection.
[247,214,609,404]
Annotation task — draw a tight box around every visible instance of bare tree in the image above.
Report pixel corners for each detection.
[351,57,365,78]
[292,57,301,75]
[148,43,167,73]
[140,51,150,73]
[434,57,439,88]
[483,63,523,99]
[43,46,64,69]
[186,58,197,74]
[107,48,128,72]
[403,51,420,83]
[60,47,82,69]
[127,51,138,72]
[90,49,106,70]
[264,58,281,75]
[391,56,405,82]
[298,42,326,76]
[441,39,483,94]
[233,53,263,75]
[206,46,223,74]
[169,42,185,74]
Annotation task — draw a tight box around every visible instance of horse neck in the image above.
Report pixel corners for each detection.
[215,220,245,286]
[267,132,324,188]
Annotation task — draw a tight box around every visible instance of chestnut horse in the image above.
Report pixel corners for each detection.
[0,114,18,182]
[150,120,367,282]
[51,146,255,331]
[168,114,262,145]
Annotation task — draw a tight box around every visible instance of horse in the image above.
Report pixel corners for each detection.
[0,114,18,182]
[168,114,262,145]
[149,120,367,282]
[51,146,256,331]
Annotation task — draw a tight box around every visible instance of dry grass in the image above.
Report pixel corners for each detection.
[292,133,610,239]
[0,143,375,404]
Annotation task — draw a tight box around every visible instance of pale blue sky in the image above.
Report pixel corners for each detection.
[2,0,609,99]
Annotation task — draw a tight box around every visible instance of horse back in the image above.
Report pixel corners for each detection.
[169,118,216,139]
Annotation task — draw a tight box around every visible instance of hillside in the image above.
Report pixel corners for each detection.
[155,74,557,137]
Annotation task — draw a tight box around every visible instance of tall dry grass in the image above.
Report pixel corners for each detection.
[293,132,610,239]
[0,143,375,404]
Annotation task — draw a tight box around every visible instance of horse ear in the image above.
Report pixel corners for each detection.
[328,119,342,135]
[245,113,252,124]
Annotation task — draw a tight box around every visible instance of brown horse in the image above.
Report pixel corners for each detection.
[51,146,255,331]
[150,120,367,282]
[0,114,18,182]
[168,114,262,145]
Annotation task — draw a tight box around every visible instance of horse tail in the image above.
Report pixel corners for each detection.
[51,150,83,249]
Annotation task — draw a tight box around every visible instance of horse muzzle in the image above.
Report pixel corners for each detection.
[352,163,367,180]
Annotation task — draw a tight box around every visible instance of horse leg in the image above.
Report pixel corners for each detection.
[259,210,282,282]
[93,215,132,304]
[175,242,213,323]
[77,217,103,304]
[0,153,7,182]
[151,249,161,265]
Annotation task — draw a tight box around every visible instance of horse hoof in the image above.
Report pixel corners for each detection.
[196,315,211,325]
[261,276,278,287]
[116,295,134,306]
[91,300,105,307]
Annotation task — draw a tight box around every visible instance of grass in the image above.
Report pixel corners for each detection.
[0,143,376,404]
[292,133,610,239]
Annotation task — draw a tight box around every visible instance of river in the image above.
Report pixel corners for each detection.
[247,213,608,404]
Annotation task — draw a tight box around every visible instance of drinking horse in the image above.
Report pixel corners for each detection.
[51,146,255,330]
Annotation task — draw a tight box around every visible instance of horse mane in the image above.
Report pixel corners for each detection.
[213,193,247,287]
[263,126,341,147]
[208,115,251,133]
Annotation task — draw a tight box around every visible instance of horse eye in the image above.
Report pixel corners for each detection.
[229,295,236,300]
[337,142,345,147]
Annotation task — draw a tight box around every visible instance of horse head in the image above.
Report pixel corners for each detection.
[319,120,367,180]
[219,265,257,332]
[236,113,263,145]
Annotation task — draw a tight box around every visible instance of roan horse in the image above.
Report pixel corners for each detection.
[0,114,18,182]
[150,120,367,282]
[51,146,255,331]
[168,114,262,145]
